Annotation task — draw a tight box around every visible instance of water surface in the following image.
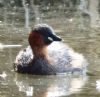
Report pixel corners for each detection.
[0,1,100,97]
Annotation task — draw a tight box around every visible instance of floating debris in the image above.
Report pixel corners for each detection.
[0,43,22,49]
[0,71,7,79]
[96,80,100,91]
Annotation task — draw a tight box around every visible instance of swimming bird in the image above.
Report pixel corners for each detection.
[14,24,87,75]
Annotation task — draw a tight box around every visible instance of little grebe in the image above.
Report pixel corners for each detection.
[14,24,87,75]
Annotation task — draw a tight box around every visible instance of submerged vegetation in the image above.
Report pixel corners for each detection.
[0,0,80,7]
[0,0,99,28]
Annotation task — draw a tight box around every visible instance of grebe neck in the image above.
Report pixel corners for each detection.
[32,46,48,59]
[28,32,49,59]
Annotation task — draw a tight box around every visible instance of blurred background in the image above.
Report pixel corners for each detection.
[0,0,100,97]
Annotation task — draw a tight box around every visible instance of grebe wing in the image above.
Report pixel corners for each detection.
[14,46,33,66]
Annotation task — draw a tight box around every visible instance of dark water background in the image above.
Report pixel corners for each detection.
[0,0,100,97]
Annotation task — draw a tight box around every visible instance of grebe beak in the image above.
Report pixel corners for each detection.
[48,33,62,41]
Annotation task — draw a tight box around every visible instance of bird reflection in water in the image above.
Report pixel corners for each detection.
[14,74,88,97]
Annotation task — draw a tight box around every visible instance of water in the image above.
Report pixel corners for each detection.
[0,0,100,97]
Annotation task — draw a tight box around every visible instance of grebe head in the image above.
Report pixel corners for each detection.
[28,24,62,48]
